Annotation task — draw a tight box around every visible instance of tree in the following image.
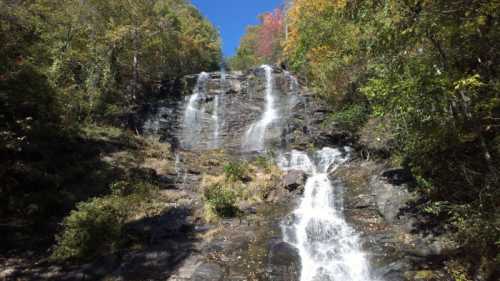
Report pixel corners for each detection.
[282,0,500,269]
[229,8,285,70]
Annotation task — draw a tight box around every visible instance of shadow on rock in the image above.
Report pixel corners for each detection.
[113,206,199,280]
[1,206,200,281]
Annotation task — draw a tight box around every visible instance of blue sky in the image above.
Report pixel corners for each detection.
[190,0,284,57]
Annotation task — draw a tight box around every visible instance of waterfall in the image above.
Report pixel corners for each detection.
[278,148,378,281]
[211,95,220,148]
[181,72,209,149]
[143,106,171,135]
[242,65,278,152]
[174,153,181,179]
[220,67,227,93]
[285,70,300,93]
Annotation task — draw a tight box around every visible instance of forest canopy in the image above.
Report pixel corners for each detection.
[0,0,221,220]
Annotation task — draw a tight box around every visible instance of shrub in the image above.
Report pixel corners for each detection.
[223,162,248,182]
[329,104,369,131]
[253,155,273,172]
[110,180,157,197]
[203,184,238,218]
[52,195,129,261]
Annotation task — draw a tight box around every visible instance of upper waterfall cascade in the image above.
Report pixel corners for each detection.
[143,65,309,152]
[181,72,209,149]
[242,65,279,152]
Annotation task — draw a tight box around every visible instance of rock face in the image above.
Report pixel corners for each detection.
[338,162,465,281]
[266,242,300,281]
[191,263,224,281]
[282,170,307,192]
[142,66,342,153]
[370,173,417,224]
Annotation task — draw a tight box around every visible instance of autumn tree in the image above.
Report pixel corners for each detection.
[282,0,500,272]
[0,0,221,219]
[229,8,285,70]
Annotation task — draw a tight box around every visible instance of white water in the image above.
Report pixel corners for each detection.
[278,147,378,281]
[143,106,170,135]
[242,65,278,152]
[285,70,300,93]
[174,153,181,179]
[210,67,227,149]
[211,94,220,148]
[220,67,227,93]
[181,72,209,149]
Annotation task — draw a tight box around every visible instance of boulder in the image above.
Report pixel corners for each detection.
[370,174,417,224]
[192,263,224,281]
[282,170,307,192]
[381,169,414,186]
[402,234,461,258]
[266,242,300,281]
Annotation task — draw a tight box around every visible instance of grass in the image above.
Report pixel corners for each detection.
[201,158,282,222]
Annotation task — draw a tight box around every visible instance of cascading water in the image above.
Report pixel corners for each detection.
[278,148,378,281]
[220,66,227,93]
[181,72,209,149]
[211,95,220,148]
[242,65,278,152]
[285,70,300,93]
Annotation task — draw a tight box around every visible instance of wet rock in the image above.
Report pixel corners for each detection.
[404,270,448,281]
[81,255,119,278]
[192,263,224,281]
[187,169,201,175]
[376,261,409,281]
[403,235,461,258]
[381,169,414,185]
[370,174,417,224]
[282,170,307,192]
[474,256,497,281]
[237,201,257,214]
[349,194,375,209]
[0,267,16,279]
[125,207,192,242]
[266,242,300,281]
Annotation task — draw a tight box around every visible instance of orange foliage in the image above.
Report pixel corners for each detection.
[284,0,346,56]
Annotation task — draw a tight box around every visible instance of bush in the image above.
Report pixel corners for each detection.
[52,195,129,261]
[329,104,369,131]
[253,155,273,172]
[223,162,248,182]
[203,184,238,218]
[110,180,157,197]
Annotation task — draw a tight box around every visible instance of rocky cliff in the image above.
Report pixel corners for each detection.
[142,67,347,154]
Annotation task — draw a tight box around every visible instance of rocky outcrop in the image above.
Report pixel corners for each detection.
[282,170,307,192]
[370,172,417,224]
[191,263,224,281]
[266,242,300,281]
[142,66,347,153]
[338,161,466,281]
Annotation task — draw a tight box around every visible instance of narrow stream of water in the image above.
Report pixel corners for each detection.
[181,72,209,149]
[242,65,278,152]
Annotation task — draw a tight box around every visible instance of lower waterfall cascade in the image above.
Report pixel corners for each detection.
[278,148,380,281]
